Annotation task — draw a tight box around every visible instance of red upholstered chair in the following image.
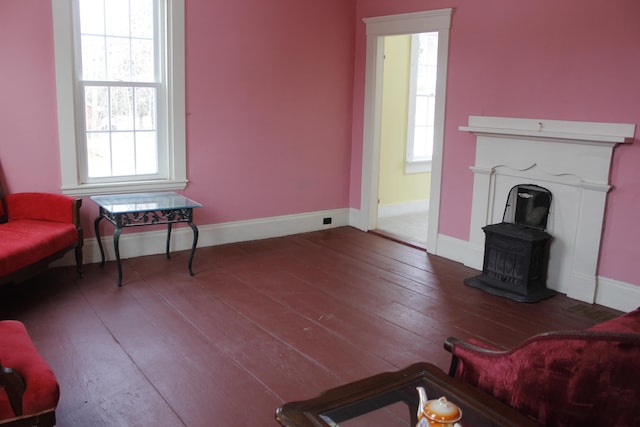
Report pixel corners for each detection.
[0,321,59,426]
[444,308,640,426]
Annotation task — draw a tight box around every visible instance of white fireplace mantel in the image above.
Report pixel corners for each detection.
[462,116,635,304]
[460,116,635,145]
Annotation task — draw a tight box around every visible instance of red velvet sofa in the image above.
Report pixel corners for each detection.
[0,191,83,286]
[445,307,640,426]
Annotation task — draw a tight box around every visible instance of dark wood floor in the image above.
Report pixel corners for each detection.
[0,227,621,426]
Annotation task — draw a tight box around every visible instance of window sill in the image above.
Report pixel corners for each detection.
[405,160,432,174]
[61,179,189,197]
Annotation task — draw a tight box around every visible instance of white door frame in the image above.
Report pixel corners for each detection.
[359,9,453,254]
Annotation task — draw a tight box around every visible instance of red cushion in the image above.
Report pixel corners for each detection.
[0,320,59,420]
[5,193,75,223]
[0,219,79,276]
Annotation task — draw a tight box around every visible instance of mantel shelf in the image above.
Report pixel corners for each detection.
[459,116,635,146]
[459,126,632,145]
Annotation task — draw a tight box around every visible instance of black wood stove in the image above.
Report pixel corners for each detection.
[464,184,555,303]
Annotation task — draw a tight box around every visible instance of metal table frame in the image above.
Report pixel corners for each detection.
[91,192,201,286]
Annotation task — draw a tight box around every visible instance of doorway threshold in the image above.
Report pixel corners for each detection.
[370,229,427,251]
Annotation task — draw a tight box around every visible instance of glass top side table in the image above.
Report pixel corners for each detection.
[91,192,202,286]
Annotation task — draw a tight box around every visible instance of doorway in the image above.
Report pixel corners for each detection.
[359,9,453,254]
[375,33,434,249]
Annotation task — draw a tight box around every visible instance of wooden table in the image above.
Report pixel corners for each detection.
[91,192,202,286]
[275,362,538,427]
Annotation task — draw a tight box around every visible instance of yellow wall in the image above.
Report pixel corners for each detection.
[378,35,431,207]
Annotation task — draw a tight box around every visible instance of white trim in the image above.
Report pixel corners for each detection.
[460,116,635,145]
[360,8,453,255]
[405,160,432,174]
[52,0,187,195]
[53,209,350,266]
[364,9,454,35]
[61,179,189,197]
[595,277,640,313]
[433,233,478,269]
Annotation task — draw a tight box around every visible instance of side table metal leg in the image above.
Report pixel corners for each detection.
[114,226,123,286]
[94,216,105,268]
[188,221,199,276]
[166,223,172,260]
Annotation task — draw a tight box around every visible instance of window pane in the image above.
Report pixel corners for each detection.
[413,126,434,161]
[111,132,136,176]
[420,33,438,64]
[81,35,106,80]
[408,31,438,163]
[107,36,131,81]
[110,87,134,131]
[413,127,427,158]
[79,0,105,35]
[131,0,154,38]
[84,86,109,131]
[135,131,158,174]
[415,96,428,127]
[426,96,436,127]
[105,0,130,37]
[134,87,156,130]
[131,38,155,82]
[86,132,111,177]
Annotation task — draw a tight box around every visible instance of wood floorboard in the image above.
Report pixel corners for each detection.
[0,227,622,426]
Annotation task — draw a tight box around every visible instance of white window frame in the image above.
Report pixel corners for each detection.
[52,0,187,196]
[405,32,437,174]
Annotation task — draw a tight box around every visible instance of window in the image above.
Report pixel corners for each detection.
[406,32,438,174]
[52,0,186,195]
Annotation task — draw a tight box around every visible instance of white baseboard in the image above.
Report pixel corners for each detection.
[53,208,350,265]
[378,200,429,218]
[595,276,640,313]
[435,233,482,270]
[349,208,367,231]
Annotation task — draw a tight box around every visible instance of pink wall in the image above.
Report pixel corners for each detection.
[184,0,356,223]
[0,1,61,193]
[0,0,356,237]
[351,0,640,286]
